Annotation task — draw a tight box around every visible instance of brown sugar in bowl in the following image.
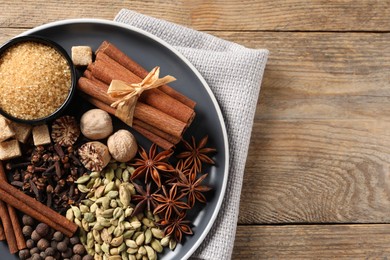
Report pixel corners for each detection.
[0,36,76,124]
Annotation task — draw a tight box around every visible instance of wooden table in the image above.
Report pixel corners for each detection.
[2,1,390,259]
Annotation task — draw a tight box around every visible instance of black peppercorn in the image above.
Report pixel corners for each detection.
[22,225,33,237]
[30,252,42,260]
[71,255,82,260]
[31,230,41,241]
[36,223,50,237]
[18,248,30,260]
[39,251,46,258]
[72,244,85,255]
[61,248,72,258]
[57,241,68,252]
[30,247,40,255]
[45,247,56,256]
[82,255,94,260]
[22,215,35,226]
[53,231,64,242]
[26,239,35,249]
[69,236,80,246]
[37,238,50,251]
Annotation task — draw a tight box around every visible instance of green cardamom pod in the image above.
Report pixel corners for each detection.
[105,168,115,182]
[75,175,91,184]
[135,232,145,246]
[151,228,164,239]
[119,184,131,208]
[144,229,152,244]
[145,245,157,260]
[160,236,170,247]
[115,168,123,180]
[77,184,90,193]
[151,239,163,253]
[125,239,138,249]
[110,235,124,247]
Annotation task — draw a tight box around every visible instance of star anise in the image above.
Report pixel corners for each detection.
[176,135,216,174]
[131,143,175,187]
[162,159,188,185]
[173,170,211,207]
[153,185,190,220]
[131,182,159,216]
[157,211,193,243]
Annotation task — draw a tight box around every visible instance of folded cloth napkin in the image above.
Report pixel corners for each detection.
[115,9,268,259]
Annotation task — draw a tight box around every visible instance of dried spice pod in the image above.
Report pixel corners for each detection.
[78,141,111,172]
[51,116,80,146]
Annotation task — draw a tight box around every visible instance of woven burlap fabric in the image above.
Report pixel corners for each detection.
[115,9,268,259]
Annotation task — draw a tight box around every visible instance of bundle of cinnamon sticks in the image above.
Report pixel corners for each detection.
[0,161,78,253]
[77,41,196,150]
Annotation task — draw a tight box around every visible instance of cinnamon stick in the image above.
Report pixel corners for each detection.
[77,77,187,139]
[0,162,77,238]
[83,95,175,150]
[96,41,196,109]
[0,162,26,250]
[0,221,5,241]
[91,54,195,125]
[0,201,17,254]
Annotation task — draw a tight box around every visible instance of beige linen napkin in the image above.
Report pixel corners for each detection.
[115,9,268,259]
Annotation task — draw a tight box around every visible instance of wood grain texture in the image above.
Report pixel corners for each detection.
[233,224,390,259]
[211,31,390,120]
[2,1,390,258]
[1,1,390,31]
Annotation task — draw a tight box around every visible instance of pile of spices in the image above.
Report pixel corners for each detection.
[19,214,91,260]
[130,136,215,245]
[70,162,171,260]
[0,41,71,120]
[7,142,86,214]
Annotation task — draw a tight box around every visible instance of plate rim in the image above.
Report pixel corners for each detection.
[18,18,229,259]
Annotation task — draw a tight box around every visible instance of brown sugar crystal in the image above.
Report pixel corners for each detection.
[0,41,71,120]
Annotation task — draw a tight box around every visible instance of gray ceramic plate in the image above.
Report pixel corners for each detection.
[0,19,228,260]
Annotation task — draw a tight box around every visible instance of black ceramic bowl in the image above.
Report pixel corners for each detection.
[0,36,76,124]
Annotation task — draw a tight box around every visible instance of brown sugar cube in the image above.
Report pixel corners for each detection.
[71,46,92,66]
[10,121,32,143]
[0,115,15,142]
[32,124,51,146]
[0,139,21,160]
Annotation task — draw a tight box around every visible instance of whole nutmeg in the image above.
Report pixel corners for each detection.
[19,248,30,260]
[22,215,35,226]
[80,109,113,140]
[72,244,85,255]
[36,223,50,237]
[31,230,41,242]
[107,130,138,162]
[78,141,111,172]
[37,238,50,251]
[23,225,33,237]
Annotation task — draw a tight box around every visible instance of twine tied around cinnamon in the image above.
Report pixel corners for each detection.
[107,66,176,126]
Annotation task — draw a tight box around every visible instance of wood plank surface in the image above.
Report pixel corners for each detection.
[1,1,390,258]
[1,1,390,31]
[233,224,390,259]
[239,120,390,223]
